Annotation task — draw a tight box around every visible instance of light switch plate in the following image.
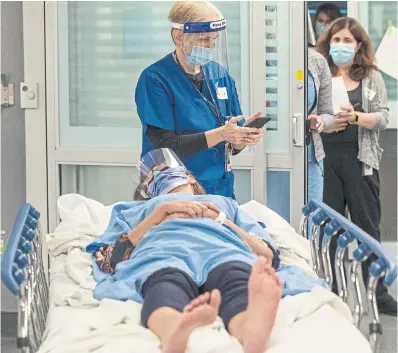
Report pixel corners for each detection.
[20,82,38,109]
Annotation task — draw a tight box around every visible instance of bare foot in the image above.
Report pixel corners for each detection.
[162,289,221,353]
[243,257,283,353]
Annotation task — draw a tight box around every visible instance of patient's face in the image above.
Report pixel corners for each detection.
[169,183,194,194]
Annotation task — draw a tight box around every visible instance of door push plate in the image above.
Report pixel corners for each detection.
[293,113,304,147]
[20,82,38,109]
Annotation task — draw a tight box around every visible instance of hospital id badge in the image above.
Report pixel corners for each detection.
[216,87,228,100]
[362,163,373,176]
[225,143,232,171]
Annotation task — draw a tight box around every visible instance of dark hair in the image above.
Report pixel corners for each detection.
[315,3,342,23]
[133,170,206,201]
[316,17,377,81]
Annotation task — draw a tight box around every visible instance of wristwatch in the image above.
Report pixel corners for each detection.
[348,111,360,124]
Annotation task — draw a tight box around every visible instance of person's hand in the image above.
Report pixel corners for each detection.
[220,116,257,145]
[330,104,356,133]
[338,104,356,122]
[242,112,262,127]
[262,247,274,267]
[242,127,264,146]
[161,205,220,223]
[202,207,221,220]
[152,201,220,225]
[308,115,324,133]
[332,118,348,132]
[243,112,264,146]
[328,105,354,132]
[160,212,191,224]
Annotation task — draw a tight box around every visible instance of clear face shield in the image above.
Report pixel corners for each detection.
[134,148,190,199]
[172,18,229,80]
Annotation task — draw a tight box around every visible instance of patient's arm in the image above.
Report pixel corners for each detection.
[224,219,274,265]
[127,201,220,245]
[202,209,274,265]
[126,211,162,246]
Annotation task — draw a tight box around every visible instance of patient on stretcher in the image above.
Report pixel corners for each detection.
[86,149,324,353]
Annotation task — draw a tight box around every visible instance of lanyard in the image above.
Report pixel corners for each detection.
[173,51,225,126]
[173,51,232,173]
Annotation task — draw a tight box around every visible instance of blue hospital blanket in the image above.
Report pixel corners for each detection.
[86,193,327,302]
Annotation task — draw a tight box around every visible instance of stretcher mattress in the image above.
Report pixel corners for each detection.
[37,195,372,353]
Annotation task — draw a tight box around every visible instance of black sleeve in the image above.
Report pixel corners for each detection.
[146,125,208,158]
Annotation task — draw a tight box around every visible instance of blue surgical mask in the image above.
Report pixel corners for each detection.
[147,166,189,197]
[185,45,215,66]
[315,21,327,37]
[329,44,356,66]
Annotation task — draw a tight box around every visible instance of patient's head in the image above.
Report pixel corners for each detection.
[134,164,206,200]
[134,148,206,200]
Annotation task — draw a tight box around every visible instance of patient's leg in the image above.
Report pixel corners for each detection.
[230,258,282,353]
[149,290,221,353]
[141,268,221,353]
[202,259,282,353]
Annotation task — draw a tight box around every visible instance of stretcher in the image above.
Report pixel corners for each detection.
[1,199,396,353]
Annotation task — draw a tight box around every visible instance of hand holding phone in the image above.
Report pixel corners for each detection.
[244,117,272,129]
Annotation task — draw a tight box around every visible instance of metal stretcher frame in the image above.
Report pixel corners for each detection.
[300,200,397,353]
[1,204,49,353]
[1,201,397,353]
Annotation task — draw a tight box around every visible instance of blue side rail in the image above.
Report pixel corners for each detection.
[301,200,397,353]
[1,204,40,294]
[1,203,48,353]
[302,200,397,286]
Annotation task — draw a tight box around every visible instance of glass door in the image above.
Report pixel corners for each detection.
[262,1,306,229]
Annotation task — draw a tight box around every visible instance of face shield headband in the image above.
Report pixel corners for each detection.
[171,19,229,77]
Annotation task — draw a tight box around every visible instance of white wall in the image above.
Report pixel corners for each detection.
[1,1,25,312]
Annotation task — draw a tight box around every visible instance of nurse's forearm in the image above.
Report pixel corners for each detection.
[146,125,208,158]
[205,128,226,147]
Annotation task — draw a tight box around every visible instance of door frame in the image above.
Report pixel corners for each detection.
[291,1,307,229]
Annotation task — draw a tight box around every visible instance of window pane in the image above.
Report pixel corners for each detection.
[233,169,252,205]
[60,165,138,205]
[366,1,397,101]
[264,1,291,154]
[65,2,173,130]
[60,165,251,205]
[266,170,290,222]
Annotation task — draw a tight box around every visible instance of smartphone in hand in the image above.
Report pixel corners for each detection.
[244,117,272,129]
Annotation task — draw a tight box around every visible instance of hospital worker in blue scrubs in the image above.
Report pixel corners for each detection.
[135,1,264,199]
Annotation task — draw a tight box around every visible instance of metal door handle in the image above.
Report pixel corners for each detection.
[293,113,304,147]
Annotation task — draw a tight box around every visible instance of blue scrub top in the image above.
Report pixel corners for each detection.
[135,53,243,198]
